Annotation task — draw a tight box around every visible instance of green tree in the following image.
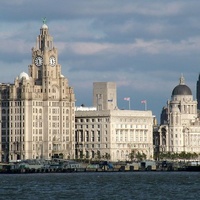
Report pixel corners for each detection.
[129,150,136,161]
[179,151,187,160]
[105,153,111,160]
[142,153,147,160]
[96,151,101,160]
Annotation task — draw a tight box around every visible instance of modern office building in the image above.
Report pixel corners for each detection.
[159,75,200,154]
[0,21,75,162]
[75,82,154,162]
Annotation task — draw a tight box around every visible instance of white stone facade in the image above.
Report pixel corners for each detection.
[75,83,154,162]
[159,75,200,154]
[0,22,75,162]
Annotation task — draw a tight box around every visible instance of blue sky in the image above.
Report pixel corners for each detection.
[1,0,200,122]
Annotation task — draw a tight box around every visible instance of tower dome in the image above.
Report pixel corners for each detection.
[18,72,29,81]
[41,23,48,29]
[172,75,192,96]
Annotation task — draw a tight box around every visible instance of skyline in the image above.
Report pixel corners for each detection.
[1,1,200,121]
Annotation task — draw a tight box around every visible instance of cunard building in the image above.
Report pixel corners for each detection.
[0,20,75,162]
[75,82,154,162]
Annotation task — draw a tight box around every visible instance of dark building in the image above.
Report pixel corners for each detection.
[196,73,200,110]
[160,106,168,125]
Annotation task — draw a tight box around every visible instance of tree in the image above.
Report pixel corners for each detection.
[129,150,136,161]
[129,150,146,162]
[135,152,146,161]
[96,151,101,160]
[105,153,111,160]
[179,151,187,160]
[191,152,198,160]
[142,153,147,160]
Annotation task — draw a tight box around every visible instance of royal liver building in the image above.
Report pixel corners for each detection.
[0,21,75,162]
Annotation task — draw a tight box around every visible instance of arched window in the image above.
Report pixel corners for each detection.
[86,151,89,159]
[92,151,95,158]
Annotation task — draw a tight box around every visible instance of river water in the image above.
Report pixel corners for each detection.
[0,172,199,200]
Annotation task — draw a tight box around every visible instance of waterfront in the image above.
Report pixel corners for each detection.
[0,172,200,200]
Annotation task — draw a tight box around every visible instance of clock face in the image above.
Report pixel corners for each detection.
[49,56,56,66]
[35,56,43,67]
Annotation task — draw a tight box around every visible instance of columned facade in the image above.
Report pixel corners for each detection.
[75,109,154,162]
[159,75,200,154]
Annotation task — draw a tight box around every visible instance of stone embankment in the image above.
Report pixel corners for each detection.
[1,160,199,173]
[0,165,176,174]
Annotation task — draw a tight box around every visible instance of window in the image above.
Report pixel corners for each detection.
[86,151,89,158]
[92,151,95,158]
[86,131,89,142]
[91,131,94,142]
[97,131,100,142]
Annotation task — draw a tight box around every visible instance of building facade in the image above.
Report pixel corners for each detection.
[75,82,154,162]
[75,109,154,162]
[159,75,200,154]
[0,22,75,162]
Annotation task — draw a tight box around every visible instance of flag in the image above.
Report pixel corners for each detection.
[141,100,146,104]
[108,99,113,102]
[124,97,130,101]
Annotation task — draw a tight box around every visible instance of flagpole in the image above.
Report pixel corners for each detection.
[145,101,147,111]
[124,97,131,110]
[141,100,147,111]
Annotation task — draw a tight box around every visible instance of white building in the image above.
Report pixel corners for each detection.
[159,75,200,154]
[75,82,154,162]
[0,21,75,162]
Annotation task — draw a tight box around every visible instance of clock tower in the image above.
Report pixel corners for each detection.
[0,20,76,162]
[29,20,62,97]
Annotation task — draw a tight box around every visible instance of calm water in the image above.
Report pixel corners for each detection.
[0,172,200,200]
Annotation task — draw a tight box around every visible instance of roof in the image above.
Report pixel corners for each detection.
[172,75,192,96]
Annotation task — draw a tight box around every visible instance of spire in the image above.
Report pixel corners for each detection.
[179,74,185,85]
[41,17,48,29]
[38,18,53,51]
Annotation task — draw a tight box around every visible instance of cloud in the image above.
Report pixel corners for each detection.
[56,36,200,60]
[66,42,110,55]
[1,0,200,120]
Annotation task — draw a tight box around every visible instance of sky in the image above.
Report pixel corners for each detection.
[1,0,200,123]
